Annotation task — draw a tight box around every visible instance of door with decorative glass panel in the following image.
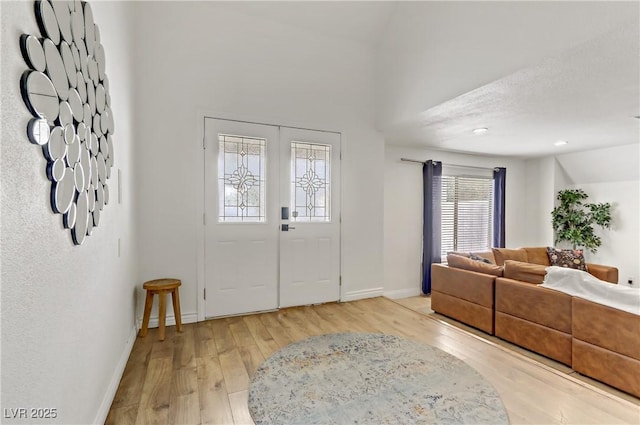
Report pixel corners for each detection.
[279,127,341,308]
[204,118,341,317]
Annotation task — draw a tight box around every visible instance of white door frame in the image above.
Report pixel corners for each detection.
[195,111,343,321]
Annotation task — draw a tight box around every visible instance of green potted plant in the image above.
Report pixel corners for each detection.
[551,189,612,253]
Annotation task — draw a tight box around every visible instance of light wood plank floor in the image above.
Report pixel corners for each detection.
[106,297,640,424]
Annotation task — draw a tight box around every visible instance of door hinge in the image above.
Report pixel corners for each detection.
[203,213,206,225]
[339,276,342,286]
[203,136,206,149]
[204,288,206,300]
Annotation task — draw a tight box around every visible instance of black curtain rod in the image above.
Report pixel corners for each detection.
[400,158,499,171]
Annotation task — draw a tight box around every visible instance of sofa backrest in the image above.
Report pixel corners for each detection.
[522,247,551,266]
[492,246,551,266]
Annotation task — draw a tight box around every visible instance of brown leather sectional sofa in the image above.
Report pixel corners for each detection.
[431,247,640,398]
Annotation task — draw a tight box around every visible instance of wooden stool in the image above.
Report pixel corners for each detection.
[140,278,183,341]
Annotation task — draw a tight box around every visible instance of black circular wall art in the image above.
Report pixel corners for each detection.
[21,0,115,245]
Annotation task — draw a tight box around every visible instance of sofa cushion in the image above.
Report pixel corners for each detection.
[547,247,587,271]
[495,278,572,333]
[523,247,551,266]
[447,253,504,276]
[492,248,528,266]
[503,260,547,284]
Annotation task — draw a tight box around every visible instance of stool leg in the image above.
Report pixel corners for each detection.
[140,290,154,337]
[158,290,167,341]
[172,288,183,333]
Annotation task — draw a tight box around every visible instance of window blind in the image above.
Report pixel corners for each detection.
[441,174,494,260]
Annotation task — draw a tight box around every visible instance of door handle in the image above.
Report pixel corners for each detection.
[281,224,296,231]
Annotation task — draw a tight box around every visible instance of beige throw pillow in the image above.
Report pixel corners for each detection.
[447,253,504,277]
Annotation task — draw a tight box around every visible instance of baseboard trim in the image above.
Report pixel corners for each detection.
[341,287,384,302]
[136,312,199,330]
[384,287,422,299]
[93,324,137,425]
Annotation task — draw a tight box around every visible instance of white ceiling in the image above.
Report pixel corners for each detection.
[230,1,639,159]
[385,23,640,158]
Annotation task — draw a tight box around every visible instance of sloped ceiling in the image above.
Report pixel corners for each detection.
[384,23,640,158]
[225,1,639,159]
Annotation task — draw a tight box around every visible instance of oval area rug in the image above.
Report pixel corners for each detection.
[248,333,509,424]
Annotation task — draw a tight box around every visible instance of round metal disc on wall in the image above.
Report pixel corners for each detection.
[63,123,75,145]
[73,162,85,192]
[84,3,95,56]
[83,103,91,126]
[88,183,96,212]
[90,133,99,157]
[71,44,81,71]
[87,213,95,235]
[93,113,102,137]
[99,135,108,156]
[76,122,86,141]
[90,155,98,187]
[60,41,76,88]
[68,88,83,122]
[44,126,66,161]
[77,38,89,79]
[103,183,109,205]
[21,71,59,123]
[67,134,81,165]
[81,145,91,190]
[95,83,105,113]
[92,207,100,228]
[36,0,61,45]
[47,158,66,182]
[97,152,107,184]
[43,38,69,101]
[95,44,106,80]
[27,118,50,145]
[87,55,99,87]
[51,0,73,44]
[63,201,77,229]
[71,10,84,43]
[20,34,46,72]
[51,169,75,214]
[95,181,104,211]
[86,79,96,115]
[72,189,89,245]
[58,101,73,127]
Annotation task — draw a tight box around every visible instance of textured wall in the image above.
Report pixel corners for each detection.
[1,2,137,423]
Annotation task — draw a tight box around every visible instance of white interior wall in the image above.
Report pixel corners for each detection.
[554,144,639,284]
[383,145,528,298]
[133,2,384,322]
[0,2,137,424]
[523,157,558,246]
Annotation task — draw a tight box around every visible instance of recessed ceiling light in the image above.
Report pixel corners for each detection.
[554,140,568,146]
[472,127,488,134]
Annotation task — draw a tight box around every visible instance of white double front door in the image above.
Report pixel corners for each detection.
[204,118,341,318]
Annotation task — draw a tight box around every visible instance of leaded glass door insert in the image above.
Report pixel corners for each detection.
[218,135,266,222]
[291,142,331,222]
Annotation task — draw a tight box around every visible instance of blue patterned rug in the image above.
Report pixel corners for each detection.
[248,333,509,424]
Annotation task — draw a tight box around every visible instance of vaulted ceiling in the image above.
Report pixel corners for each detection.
[229,1,639,159]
